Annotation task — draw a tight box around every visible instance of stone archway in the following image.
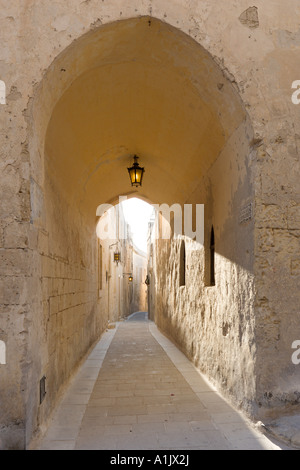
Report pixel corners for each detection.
[34,16,248,213]
[1,1,300,452]
[25,16,255,448]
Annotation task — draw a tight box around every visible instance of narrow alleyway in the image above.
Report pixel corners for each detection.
[32,313,285,450]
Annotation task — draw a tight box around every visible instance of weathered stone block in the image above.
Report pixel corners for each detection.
[0,277,27,305]
[255,228,275,251]
[3,221,29,249]
[291,259,300,276]
[273,229,300,254]
[41,255,56,278]
[37,229,49,255]
[0,249,30,276]
[256,204,287,229]
[48,314,57,356]
[288,205,300,230]
[49,296,59,315]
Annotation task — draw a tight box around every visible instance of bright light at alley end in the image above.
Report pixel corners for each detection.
[127,155,145,187]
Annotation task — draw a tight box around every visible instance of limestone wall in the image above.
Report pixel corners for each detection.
[151,116,257,415]
[25,173,103,446]
[96,205,133,323]
[131,246,148,314]
[0,0,300,448]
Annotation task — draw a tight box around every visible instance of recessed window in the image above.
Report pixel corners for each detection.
[179,240,186,287]
[210,226,215,286]
[40,376,46,404]
[98,242,103,294]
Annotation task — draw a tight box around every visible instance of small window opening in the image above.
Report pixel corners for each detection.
[179,240,186,287]
[210,226,215,286]
[40,375,46,404]
[98,242,103,294]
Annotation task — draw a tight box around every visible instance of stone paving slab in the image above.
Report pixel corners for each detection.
[32,314,286,451]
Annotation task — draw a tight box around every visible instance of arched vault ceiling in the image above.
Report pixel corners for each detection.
[44,17,246,217]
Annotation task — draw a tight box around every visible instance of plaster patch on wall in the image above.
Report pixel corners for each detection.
[239,7,259,29]
[6,86,21,102]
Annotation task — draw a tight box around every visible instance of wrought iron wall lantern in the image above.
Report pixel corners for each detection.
[114,252,121,264]
[123,272,133,282]
[127,155,145,187]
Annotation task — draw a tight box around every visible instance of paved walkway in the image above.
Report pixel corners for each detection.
[32,312,289,450]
